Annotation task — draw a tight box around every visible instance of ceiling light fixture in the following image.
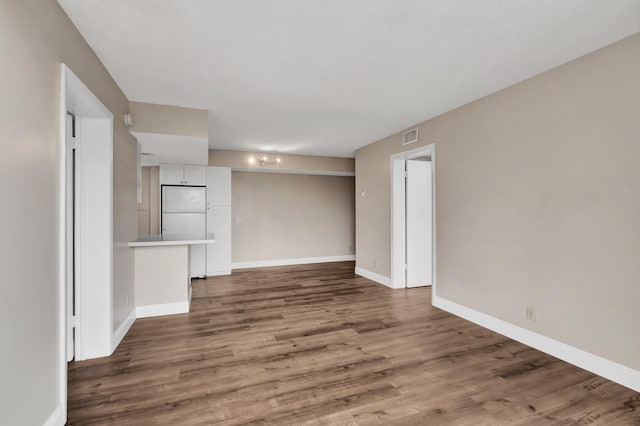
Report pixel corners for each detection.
[248,155,281,166]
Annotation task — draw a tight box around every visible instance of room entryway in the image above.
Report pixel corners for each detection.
[391,144,435,289]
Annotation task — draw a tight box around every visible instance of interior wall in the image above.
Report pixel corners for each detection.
[0,1,136,423]
[355,34,640,371]
[129,102,208,137]
[232,172,355,263]
[137,167,151,235]
[209,149,355,175]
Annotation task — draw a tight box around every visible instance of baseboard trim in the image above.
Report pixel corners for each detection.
[432,295,640,393]
[206,269,232,277]
[354,267,392,288]
[136,301,189,319]
[111,308,136,352]
[43,402,64,426]
[232,255,355,270]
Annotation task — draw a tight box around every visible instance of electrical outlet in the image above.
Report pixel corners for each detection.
[526,305,536,321]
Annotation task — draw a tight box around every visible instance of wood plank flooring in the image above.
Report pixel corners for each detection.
[68,262,640,425]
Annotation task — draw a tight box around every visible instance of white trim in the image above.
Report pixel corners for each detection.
[432,295,640,393]
[206,269,232,277]
[136,302,189,318]
[43,403,64,426]
[354,267,392,288]
[232,255,355,270]
[390,144,436,290]
[111,308,136,352]
[58,63,115,421]
[231,167,355,177]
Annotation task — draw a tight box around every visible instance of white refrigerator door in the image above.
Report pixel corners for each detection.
[162,186,206,213]
[162,213,206,236]
[162,213,207,277]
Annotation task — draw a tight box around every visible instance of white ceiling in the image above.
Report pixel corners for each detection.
[59,0,640,158]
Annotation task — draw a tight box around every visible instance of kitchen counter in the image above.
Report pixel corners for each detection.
[129,233,215,318]
[128,233,216,247]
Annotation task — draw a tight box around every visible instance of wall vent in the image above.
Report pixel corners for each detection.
[402,128,419,146]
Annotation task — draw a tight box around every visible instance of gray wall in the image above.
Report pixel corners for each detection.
[0,0,136,423]
[232,172,355,263]
[355,34,640,371]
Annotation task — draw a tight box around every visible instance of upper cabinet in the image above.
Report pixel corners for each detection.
[160,164,206,186]
[206,166,231,206]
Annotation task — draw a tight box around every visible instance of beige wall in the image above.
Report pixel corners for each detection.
[0,1,136,423]
[137,166,160,236]
[232,172,355,263]
[210,149,355,175]
[129,101,208,137]
[355,34,640,371]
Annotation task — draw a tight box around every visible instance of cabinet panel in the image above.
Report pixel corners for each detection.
[206,206,231,275]
[206,166,232,206]
[160,164,184,185]
[184,165,206,186]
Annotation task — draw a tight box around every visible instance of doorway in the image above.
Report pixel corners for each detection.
[59,64,114,422]
[390,144,435,289]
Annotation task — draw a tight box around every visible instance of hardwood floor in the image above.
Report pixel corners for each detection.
[68,262,639,425]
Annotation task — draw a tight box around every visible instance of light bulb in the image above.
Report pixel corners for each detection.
[248,156,255,165]
[276,158,281,163]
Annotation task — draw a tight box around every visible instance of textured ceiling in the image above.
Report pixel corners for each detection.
[58,0,640,157]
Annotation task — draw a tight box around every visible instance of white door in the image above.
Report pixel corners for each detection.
[160,164,184,185]
[206,206,232,275]
[65,114,75,362]
[162,186,206,213]
[206,167,231,206]
[184,165,207,186]
[405,159,433,287]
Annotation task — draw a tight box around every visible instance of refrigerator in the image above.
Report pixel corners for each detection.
[161,185,207,278]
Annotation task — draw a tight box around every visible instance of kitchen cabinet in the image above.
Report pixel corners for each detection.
[206,206,231,275]
[206,166,232,276]
[160,164,206,186]
[206,166,231,206]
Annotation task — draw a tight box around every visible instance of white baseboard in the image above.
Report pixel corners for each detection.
[432,295,640,393]
[232,255,355,270]
[43,402,64,426]
[206,269,231,277]
[136,301,189,319]
[111,308,136,352]
[354,266,392,288]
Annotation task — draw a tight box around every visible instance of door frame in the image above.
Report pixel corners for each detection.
[58,64,114,422]
[390,144,435,290]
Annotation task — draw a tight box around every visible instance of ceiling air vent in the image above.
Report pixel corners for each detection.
[402,128,419,146]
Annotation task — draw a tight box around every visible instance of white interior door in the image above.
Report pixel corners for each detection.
[206,166,232,206]
[65,114,75,362]
[405,159,433,288]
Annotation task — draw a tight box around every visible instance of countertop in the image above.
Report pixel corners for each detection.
[129,233,216,247]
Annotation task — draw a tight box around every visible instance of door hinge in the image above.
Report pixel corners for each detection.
[72,315,78,328]
[403,171,408,178]
[73,138,80,149]
[404,264,408,270]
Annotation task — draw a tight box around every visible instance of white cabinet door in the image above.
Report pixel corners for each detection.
[206,166,231,206]
[184,165,206,186]
[206,206,231,275]
[160,164,184,185]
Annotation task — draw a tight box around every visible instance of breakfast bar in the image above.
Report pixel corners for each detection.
[129,233,215,318]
